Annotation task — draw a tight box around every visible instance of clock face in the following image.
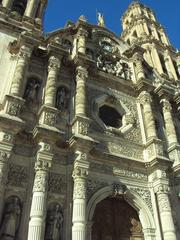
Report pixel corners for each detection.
[101,41,113,52]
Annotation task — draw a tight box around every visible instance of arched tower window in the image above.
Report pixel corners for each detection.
[11,0,27,16]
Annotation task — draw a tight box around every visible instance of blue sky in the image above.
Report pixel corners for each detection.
[44,0,180,50]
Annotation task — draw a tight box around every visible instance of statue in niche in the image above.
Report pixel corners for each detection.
[56,86,69,111]
[24,78,40,103]
[45,203,63,240]
[0,196,21,240]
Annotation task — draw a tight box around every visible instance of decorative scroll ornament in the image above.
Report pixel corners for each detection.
[48,56,61,72]
[72,166,88,179]
[76,66,88,81]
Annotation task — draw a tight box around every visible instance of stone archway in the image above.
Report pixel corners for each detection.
[87,186,156,240]
[91,197,144,240]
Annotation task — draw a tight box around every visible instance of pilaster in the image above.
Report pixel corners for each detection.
[27,142,53,240]
[44,55,61,106]
[75,65,88,116]
[72,150,89,240]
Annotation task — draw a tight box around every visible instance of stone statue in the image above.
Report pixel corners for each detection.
[97,12,105,27]
[0,196,21,240]
[56,87,69,111]
[45,204,63,240]
[24,79,40,103]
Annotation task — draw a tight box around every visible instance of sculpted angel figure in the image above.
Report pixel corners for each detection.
[98,12,105,27]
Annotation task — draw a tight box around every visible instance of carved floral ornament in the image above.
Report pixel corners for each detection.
[48,56,61,72]
[160,98,172,112]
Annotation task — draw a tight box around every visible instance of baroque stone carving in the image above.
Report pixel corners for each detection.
[7,101,21,116]
[113,168,148,180]
[48,56,61,72]
[8,164,28,188]
[44,112,57,126]
[97,54,132,80]
[0,196,21,240]
[33,170,48,192]
[76,66,88,81]
[73,180,86,199]
[130,187,153,212]
[78,121,89,135]
[87,179,107,200]
[45,203,63,240]
[24,78,40,103]
[72,166,88,179]
[48,173,66,194]
[55,86,69,112]
[113,183,127,196]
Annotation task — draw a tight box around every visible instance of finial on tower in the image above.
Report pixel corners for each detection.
[97,12,105,27]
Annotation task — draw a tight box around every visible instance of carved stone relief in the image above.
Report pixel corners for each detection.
[48,173,66,194]
[7,164,28,188]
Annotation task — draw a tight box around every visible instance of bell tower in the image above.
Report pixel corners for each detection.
[121,1,180,81]
[1,0,48,28]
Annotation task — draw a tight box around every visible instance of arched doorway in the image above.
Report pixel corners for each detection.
[91,197,144,240]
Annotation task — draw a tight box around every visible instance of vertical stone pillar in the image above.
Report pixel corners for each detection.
[24,0,40,19]
[133,53,145,82]
[75,66,88,116]
[35,0,48,24]
[44,56,61,106]
[72,158,88,240]
[77,28,88,54]
[2,0,13,9]
[27,142,53,240]
[138,91,157,140]
[150,44,163,74]
[164,51,178,80]
[161,99,178,146]
[176,55,180,77]
[10,45,32,97]
[155,185,176,240]
[0,132,14,222]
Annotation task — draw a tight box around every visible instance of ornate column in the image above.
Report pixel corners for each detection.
[75,66,88,116]
[138,91,157,140]
[35,0,48,24]
[0,132,14,222]
[77,28,88,54]
[164,51,178,80]
[10,45,32,97]
[24,0,40,19]
[27,142,53,240]
[44,56,61,106]
[2,0,13,9]
[133,53,145,82]
[155,184,176,240]
[161,99,178,146]
[72,152,88,240]
[150,44,164,74]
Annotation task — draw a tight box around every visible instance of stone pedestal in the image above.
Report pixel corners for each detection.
[44,56,61,106]
[75,66,88,116]
[138,91,157,140]
[27,142,53,240]
[10,45,32,97]
[155,185,176,240]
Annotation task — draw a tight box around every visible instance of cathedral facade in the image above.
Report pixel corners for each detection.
[0,0,180,239]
